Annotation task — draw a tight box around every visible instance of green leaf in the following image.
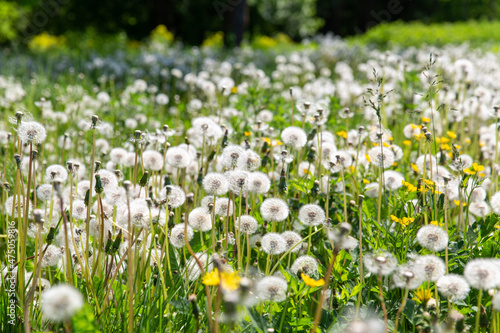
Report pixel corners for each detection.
[73,304,101,333]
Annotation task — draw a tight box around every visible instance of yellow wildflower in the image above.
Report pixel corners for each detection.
[422,117,431,122]
[413,287,433,304]
[447,131,457,139]
[403,140,412,146]
[301,273,325,287]
[337,130,347,139]
[365,154,371,163]
[411,163,419,173]
[363,179,370,184]
[231,86,238,94]
[202,269,220,286]
[244,131,252,136]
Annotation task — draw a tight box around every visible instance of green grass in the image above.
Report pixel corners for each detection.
[350,20,500,47]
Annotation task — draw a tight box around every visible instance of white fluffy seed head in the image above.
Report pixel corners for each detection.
[363,251,398,276]
[260,198,289,222]
[109,147,128,165]
[46,165,68,183]
[72,200,87,220]
[37,184,53,201]
[166,146,192,169]
[383,170,405,191]
[261,232,286,255]
[237,150,261,171]
[97,169,118,192]
[281,231,302,253]
[18,121,47,144]
[291,255,318,276]
[170,223,194,248]
[368,147,395,169]
[256,276,287,302]
[281,126,307,148]
[142,150,164,171]
[41,284,83,322]
[392,262,425,290]
[416,225,448,252]
[437,274,470,301]
[298,204,325,226]
[203,173,229,196]
[161,185,186,209]
[215,197,234,217]
[221,145,245,168]
[247,172,270,194]
[417,255,446,282]
[464,258,500,290]
[188,207,212,232]
[235,215,258,234]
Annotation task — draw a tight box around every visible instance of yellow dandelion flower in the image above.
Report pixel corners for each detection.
[244,131,252,137]
[403,140,412,146]
[447,131,457,139]
[465,138,471,144]
[202,269,220,286]
[411,163,419,173]
[363,179,370,184]
[365,154,371,163]
[422,117,431,122]
[301,273,325,287]
[220,271,241,291]
[413,287,433,304]
[473,163,484,172]
[231,86,238,94]
[336,130,347,139]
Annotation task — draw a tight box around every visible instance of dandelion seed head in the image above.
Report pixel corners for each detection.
[41,284,83,322]
[464,258,500,290]
[281,231,302,253]
[437,274,470,301]
[281,126,307,148]
[97,169,118,192]
[41,245,64,267]
[221,145,245,168]
[142,150,164,171]
[37,184,53,201]
[215,197,234,216]
[291,255,318,276]
[247,172,271,194]
[203,173,229,196]
[72,200,87,220]
[226,169,249,194]
[260,198,289,222]
[364,251,398,276]
[188,207,212,231]
[237,150,261,171]
[261,232,286,255]
[166,146,192,169]
[417,255,446,282]
[235,215,258,234]
[161,185,186,208]
[468,201,491,217]
[46,165,68,183]
[392,262,425,290]
[256,276,287,302]
[18,121,47,144]
[170,223,194,248]
[368,147,395,169]
[416,225,448,252]
[383,170,404,191]
[298,204,325,226]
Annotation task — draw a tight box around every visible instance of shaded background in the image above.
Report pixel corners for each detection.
[2,0,499,45]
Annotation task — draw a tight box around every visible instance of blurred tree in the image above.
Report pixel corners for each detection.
[3,0,500,45]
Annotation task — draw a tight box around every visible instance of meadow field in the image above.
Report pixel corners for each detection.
[1,27,500,332]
